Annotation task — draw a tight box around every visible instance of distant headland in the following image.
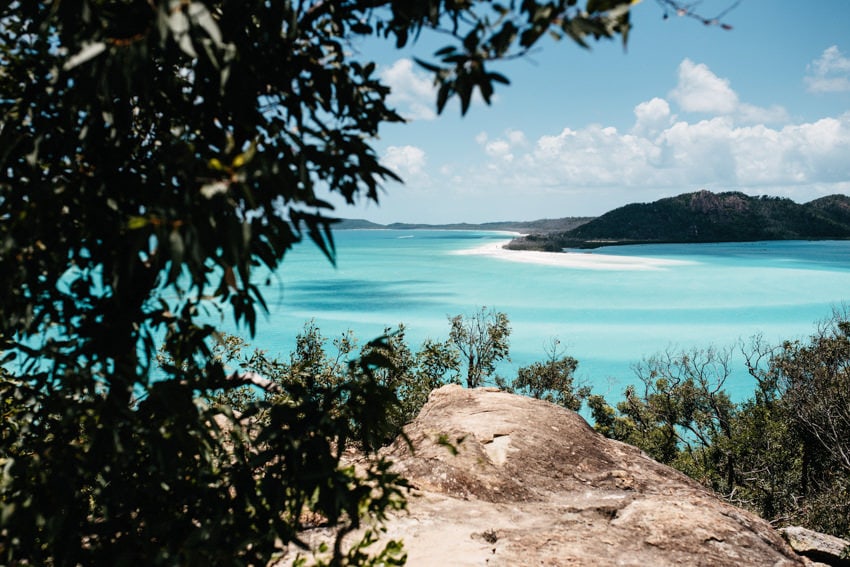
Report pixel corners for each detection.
[340,190,850,252]
[333,217,593,234]
[507,190,850,251]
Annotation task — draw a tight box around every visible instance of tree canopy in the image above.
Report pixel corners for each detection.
[0,1,652,563]
[0,0,641,388]
[448,306,511,388]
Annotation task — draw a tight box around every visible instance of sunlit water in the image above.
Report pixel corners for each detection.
[222,230,850,401]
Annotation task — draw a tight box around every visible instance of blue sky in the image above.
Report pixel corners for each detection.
[334,1,850,224]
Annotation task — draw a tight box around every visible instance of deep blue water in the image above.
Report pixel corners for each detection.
[226,231,850,401]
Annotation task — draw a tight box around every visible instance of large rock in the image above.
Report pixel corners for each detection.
[779,526,850,566]
[297,385,805,565]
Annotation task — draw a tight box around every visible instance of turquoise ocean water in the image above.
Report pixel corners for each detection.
[229,230,850,401]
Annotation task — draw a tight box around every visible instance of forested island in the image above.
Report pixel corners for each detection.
[506,190,850,251]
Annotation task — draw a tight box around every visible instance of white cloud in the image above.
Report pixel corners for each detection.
[505,129,528,147]
[475,128,530,163]
[656,118,738,185]
[485,139,513,160]
[385,58,849,222]
[805,45,850,93]
[737,103,790,125]
[632,97,673,137]
[670,59,738,114]
[448,104,850,202]
[382,145,427,179]
[379,59,438,121]
[669,59,788,124]
[529,125,665,187]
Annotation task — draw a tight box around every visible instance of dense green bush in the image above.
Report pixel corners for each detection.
[508,338,587,411]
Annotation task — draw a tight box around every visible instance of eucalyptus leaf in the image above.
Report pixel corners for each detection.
[168,10,197,58]
[62,42,106,70]
[188,2,223,47]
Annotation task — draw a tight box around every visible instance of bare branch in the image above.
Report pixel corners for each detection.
[226,371,282,394]
[654,0,740,29]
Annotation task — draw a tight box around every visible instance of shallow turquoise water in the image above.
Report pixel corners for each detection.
[231,231,850,401]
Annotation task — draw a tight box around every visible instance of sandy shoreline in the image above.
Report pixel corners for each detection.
[454,240,695,271]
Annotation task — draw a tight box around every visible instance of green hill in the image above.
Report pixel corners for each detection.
[507,190,850,251]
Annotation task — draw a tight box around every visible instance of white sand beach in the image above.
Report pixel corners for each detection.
[454,240,695,271]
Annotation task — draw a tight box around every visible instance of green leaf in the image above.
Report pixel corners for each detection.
[488,72,510,85]
[127,216,149,230]
[351,22,372,34]
[413,57,442,73]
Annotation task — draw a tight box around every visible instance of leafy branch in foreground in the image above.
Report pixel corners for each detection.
[0,0,732,562]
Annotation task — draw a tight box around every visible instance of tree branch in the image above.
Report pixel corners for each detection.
[226,371,282,394]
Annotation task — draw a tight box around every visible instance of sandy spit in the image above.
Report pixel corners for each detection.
[453,241,695,271]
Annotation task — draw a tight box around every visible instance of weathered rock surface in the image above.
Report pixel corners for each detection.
[297,385,805,565]
[780,526,850,566]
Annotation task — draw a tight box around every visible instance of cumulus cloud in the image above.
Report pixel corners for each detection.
[484,139,513,160]
[379,59,438,121]
[382,145,427,179]
[529,125,665,187]
[387,57,848,221]
[669,59,788,124]
[805,45,850,93]
[632,97,674,137]
[505,129,528,147]
[552,112,843,189]
[449,59,850,199]
[737,103,790,125]
[475,128,530,163]
[670,59,738,115]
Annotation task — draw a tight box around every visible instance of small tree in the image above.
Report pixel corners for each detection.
[775,316,850,475]
[512,338,587,411]
[416,338,462,390]
[448,307,511,388]
[590,346,737,488]
[765,311,850,536]
[356,326,464,442]
[288,320,358,389]
[231,322,462,446]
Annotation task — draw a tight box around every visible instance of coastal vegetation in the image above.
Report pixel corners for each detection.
[586,310,850,540]
[201,310,582,443]
[210,309,850,540]
[507,190,850,251]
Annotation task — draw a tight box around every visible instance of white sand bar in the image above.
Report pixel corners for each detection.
[454,241,695,271]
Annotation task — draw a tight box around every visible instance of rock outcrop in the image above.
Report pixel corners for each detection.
[780,526,850,566]
[297,385,805,565]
